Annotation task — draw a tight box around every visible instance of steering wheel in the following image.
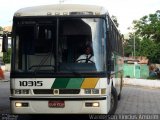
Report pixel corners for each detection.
[76,59,95,63]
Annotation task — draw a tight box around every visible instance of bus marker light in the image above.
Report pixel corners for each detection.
[47,12,52,16]
[84,89,91,94]
[101,89,106,94]
[22,90,30,94]
[15,89,30,94]
[15,13,21,16]
[95,12,100,15]
[15,90,21,94]
[55,12,60,15]
[92,89,99,94]
[63,12,68,15]
[54,89,59,95]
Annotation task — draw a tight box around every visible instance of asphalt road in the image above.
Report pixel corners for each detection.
[0,81,10,114]
[0,80,160,120]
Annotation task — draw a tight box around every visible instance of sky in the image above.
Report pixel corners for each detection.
[0,0,160,34]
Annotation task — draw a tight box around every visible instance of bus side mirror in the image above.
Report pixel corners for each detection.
[2,34,8,52]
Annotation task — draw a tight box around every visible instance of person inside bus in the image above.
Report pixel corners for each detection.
[76,45,94,63]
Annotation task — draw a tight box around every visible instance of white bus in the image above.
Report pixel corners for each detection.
[3,4,123,116]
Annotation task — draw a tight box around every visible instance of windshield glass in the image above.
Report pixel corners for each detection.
[13,18,107,74]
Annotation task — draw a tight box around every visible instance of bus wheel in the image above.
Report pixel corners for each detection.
[118,77,123,100]
[108,87,118,115]
[118,91,121,100]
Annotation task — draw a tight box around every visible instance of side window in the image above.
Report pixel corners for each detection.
[111,53,115,71]
[116,32,118,52]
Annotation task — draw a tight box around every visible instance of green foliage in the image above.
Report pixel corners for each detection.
[124,33,141,57]
[139,39,160,63]
[147,76,159,80]
[3,48,11,63]
[125,11,160,63]
[111,15,119,27]
[123,42,133,57]
[0,26,3,31]
[133,11,160,43]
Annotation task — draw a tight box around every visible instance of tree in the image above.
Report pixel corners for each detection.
[0,26,3,35]
[3,48,11,64]
[139,38,160,63]
[127,11,160,63]
[133,11,160,43]
[123,33,141,57]
[111,15,119,27]
[0,26,3,31]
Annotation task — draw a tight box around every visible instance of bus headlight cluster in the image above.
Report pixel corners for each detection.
[84,89,106,94]
[15,89,30,94]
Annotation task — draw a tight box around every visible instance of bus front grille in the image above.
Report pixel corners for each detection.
[33,89,80,94]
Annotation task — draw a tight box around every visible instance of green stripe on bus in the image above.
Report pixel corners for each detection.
[66,78,84,89]
[51,78,70,89]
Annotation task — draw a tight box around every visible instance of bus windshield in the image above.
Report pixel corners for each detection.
[13,17,107,74]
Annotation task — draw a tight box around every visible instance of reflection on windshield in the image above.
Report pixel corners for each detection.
[14,18,107,73]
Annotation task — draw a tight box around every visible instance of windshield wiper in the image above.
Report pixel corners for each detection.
[28,52,55,72]
[59,64,83,77]
[29,65,55,71]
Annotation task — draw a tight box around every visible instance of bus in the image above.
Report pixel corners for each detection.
[3,4,123,116]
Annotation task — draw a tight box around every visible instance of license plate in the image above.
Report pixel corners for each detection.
[48,101,65,108]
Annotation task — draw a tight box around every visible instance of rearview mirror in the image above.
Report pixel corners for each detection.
[2,34,8,52]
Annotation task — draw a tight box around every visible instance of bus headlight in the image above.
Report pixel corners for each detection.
[85,102,100,107]
[92,102,100,107]
[15,102,22,107]
[15,89,30,94]
[15,102,29,107]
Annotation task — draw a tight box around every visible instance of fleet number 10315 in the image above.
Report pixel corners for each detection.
[19,81,43,86]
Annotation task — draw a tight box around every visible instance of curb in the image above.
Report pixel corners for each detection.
[123,78,160,88]
[0,79,9,82]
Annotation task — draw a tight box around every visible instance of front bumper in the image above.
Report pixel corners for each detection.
[10,96,108,114]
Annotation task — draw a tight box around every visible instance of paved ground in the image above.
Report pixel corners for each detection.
[123,78,160,88]
[116,85,160,114]
[0,82,10,114]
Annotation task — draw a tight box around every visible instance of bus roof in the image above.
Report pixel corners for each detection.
[14,4,107,17]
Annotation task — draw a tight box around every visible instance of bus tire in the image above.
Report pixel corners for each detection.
[108,87,118,115]
[118,92,121,100]
[118,76,123,100]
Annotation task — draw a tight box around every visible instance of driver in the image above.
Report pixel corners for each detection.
[76,46,94,63]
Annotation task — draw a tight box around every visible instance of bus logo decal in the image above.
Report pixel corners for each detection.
[51,78,99,89]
